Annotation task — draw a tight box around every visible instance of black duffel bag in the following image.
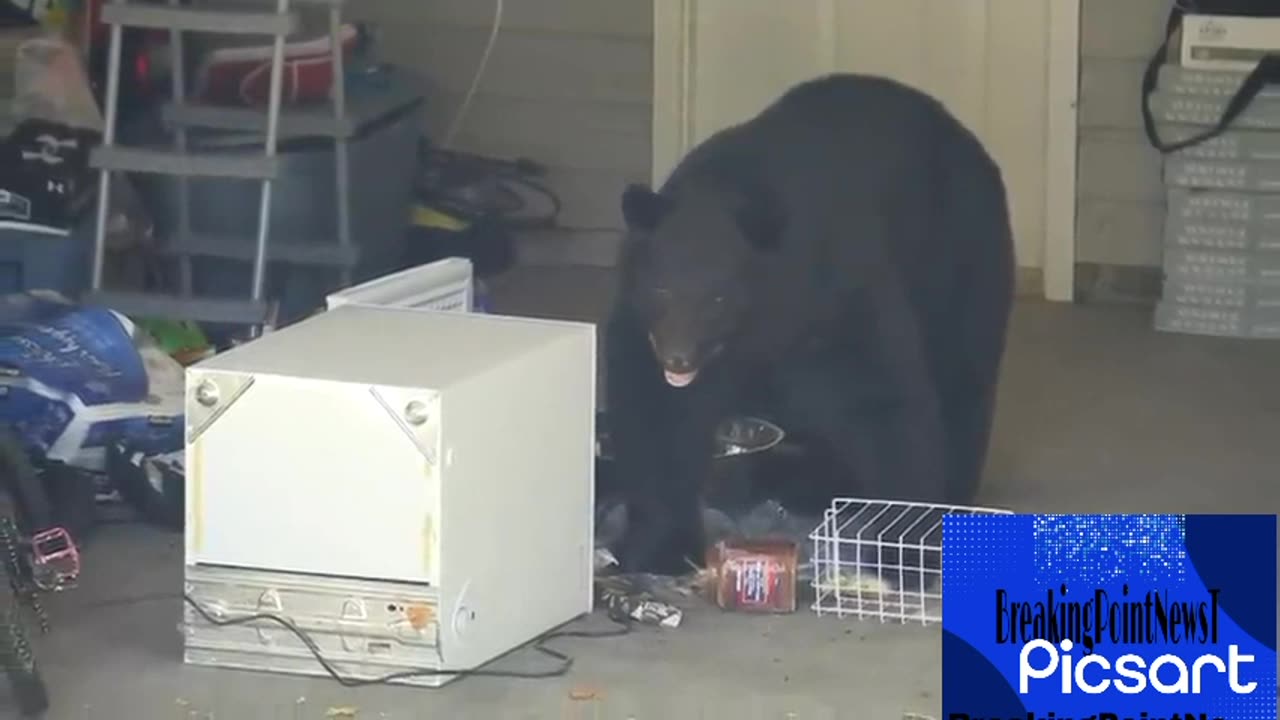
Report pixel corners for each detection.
[1142,0,1280,153]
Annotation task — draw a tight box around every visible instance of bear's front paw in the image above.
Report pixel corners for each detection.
[618,529,704,577]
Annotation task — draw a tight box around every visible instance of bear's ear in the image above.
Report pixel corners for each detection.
[735,185,785,253]
[621,183,671,232]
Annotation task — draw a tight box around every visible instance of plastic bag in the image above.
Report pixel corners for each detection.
[0,291,185,472]
[11,34,103,132]
[593,498,822,579]
[9,34,157,252]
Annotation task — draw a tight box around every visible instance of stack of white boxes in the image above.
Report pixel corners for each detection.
[1148,63,1280,339]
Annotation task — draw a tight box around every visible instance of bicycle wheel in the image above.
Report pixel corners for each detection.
[0,429,52,536]
[1,610,49,717]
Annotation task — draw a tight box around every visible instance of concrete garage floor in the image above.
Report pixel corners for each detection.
[14,265,1280,719]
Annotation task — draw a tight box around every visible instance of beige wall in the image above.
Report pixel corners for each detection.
[1076,0,1170,268]
[357,0,1159,272]
[352,0,654,266]
[665,0,1054,272]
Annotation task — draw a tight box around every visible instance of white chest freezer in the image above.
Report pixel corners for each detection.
[181,303,596,684]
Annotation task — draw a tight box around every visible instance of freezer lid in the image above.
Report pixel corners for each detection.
[325,257,474,312]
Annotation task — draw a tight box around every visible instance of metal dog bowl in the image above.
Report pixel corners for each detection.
[714,416,786,457]
[595,413,785,461]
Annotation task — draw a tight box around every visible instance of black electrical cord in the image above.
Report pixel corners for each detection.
[182,592,631,687]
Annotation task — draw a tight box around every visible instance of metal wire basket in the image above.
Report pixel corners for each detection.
[808,497,1011,625]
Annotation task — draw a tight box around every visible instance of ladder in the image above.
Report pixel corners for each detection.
[86,0,356,333]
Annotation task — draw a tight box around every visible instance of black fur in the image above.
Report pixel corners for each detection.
[605,73,1015,575]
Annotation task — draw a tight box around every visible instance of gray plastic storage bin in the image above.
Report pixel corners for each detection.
[0,221,90,298]
[131,73,425,323]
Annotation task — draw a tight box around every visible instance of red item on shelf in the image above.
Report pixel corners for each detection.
[193,23,359,107]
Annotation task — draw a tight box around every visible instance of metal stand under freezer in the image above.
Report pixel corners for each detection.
[180,305,596,686]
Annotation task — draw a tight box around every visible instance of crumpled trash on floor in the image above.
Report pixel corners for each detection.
[595,497,822,583]
[595,577,687,629]
[594,547,690,627]
[0,291,184,471]
[596,569,713,604]
[592,496,823,620]
[594,546,620,573]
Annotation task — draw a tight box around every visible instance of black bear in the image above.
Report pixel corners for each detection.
[604,73,1015,576]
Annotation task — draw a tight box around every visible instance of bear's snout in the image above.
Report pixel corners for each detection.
[648,332,699,370]
[664,352,695,373]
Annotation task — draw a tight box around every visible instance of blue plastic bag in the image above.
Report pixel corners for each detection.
[0,292,184,469]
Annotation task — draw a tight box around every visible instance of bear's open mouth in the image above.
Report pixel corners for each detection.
[663,369,699,387]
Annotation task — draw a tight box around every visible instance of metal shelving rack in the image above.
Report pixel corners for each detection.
[85,0,362,332]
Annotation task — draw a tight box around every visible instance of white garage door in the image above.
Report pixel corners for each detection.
[652,0,1080,299]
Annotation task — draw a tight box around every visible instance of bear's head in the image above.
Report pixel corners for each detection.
[620,180,784,388]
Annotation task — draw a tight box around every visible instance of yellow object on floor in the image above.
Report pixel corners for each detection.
[410,204,469,231]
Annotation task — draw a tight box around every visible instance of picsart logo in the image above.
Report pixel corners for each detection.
[996,584,1260,697]
[941,514,1278,720]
